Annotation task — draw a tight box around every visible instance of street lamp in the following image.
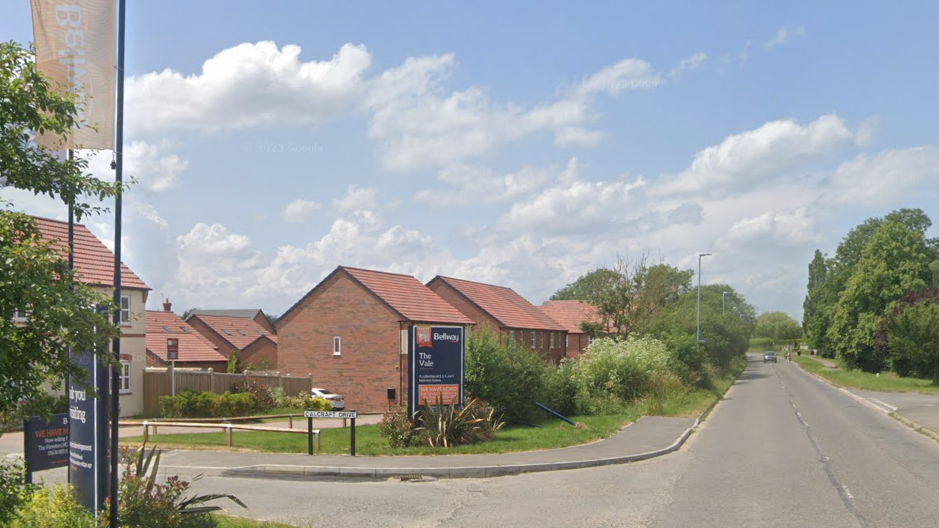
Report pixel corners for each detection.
[723,291,729,315]
[697,253,712,347]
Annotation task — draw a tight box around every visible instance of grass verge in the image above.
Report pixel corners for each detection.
[121,359,747,455]
[213,514,299,528]
[795,356,939,394]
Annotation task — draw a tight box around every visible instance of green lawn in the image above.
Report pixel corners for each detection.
[214,515,300,528]
[122,360,746,456]
[795,355,939,394]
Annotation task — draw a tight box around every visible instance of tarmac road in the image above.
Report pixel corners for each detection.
[190,354,939,528]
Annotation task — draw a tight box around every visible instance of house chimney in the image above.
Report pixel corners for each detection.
[163,298,172,312]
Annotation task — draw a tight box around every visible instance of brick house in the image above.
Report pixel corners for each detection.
[30,216,150,417]
[185,314,278,371]
[426,276,569,363]
[277,266,474,413]
[146,300,227,371]
[188,308,276,334]
[539,300,601,358]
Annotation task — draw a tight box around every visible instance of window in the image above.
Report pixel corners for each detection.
[550,333,555,349]
[162,326,171,332]
[12,309,28,322]
[120,296,130,325]
[333,336,341,356]
[221,329,231,336]
[509,330,515,343]
[530,331,536,349]
[566,334,569,348]
[236,329,246,336]
[180,327,189,333]
[588,335,595,346]
[118,360,131,394]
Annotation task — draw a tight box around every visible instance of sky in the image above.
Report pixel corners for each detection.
[3,1,938,321]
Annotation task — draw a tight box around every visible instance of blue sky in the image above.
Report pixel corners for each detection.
[4,1,938,320]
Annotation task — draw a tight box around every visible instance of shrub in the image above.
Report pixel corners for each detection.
[232,378,276,411]
[414,395,504,448]
[8,484,95,528]
[1,460,35,525]
[160,391,255,419]
[465,328,552,422]
[101,443,245,528]
[377,406,419,448]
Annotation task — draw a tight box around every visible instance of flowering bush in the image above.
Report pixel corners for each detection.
[378,406,420,448]
[232,378,276,411]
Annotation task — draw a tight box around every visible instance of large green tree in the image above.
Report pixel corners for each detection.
[551,256,692,339]
[754,311,802,342]
[1,41,122,424]
[828,218,933,371]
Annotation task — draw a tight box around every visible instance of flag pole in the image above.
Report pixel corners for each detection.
[110,0,126,526]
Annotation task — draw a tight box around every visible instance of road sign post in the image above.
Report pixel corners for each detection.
[304,410,357,456]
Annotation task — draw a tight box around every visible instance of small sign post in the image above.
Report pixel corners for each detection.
[23,413,70,484]
[304,410,357,456]
[166,338,179,360]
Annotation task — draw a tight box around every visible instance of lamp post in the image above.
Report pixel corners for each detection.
[723,291,729,315]
[697,253,712,348]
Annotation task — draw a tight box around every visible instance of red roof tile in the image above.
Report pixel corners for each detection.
[539,300,601,335]
[146,310,226,363]
[428,276,566,331]
[342,267,475,325]
[31,216,149,290]
[188,314,278,350]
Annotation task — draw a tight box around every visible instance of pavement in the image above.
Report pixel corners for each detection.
[5,355,938,483]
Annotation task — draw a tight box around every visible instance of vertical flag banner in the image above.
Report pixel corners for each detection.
[31,0,116,149]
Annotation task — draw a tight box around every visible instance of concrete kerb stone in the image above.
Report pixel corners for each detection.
[892,412,939,443]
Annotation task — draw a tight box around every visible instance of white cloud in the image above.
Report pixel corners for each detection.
[282,199,322,223]
[720,207,822,249]
[364,55,660,172]
[82,140,187,192]
[415,158,579,207]
[669,52,708,77]
[765,26,806,50]
[171,223,262,300]
[333,185,378,212]
[127,41,371,135]
[653,114,857,196]
[574,59,662,96]
[824,146,939,207]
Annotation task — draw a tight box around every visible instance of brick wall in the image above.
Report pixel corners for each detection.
[278,272,404,413]
[241,337,278,371]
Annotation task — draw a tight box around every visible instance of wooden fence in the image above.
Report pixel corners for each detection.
[143,368,312,415]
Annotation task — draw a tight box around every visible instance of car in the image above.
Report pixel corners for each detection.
[763,351,777,363]
[310,387,345,410]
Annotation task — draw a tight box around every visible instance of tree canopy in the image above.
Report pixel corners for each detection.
[0,41,122,423]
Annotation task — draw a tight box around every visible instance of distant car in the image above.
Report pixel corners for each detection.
[310,388,345,410]
[763,351,777,363]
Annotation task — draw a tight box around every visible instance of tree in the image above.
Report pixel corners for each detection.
[553,255,692,339]
[803,249,829,350]
[0,41,123,424]
[264,312,278,333]
[887,301,939,384]
[551,268,620,302]
[754,312,802,342]
[829,219,932,371]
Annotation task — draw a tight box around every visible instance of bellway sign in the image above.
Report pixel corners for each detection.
[408,325,465,417]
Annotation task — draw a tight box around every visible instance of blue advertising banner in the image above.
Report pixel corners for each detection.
[68,349,108,514]
[23,413,69,481]
[408,325,465,416]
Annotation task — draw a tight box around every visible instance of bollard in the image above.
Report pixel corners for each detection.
[315,430,321,453]
[288,414,293,429]
[143,422,149,444]
[225,424,232,447]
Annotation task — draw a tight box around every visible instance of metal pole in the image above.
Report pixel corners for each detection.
[110,1,126,526]
[696,253,711,349]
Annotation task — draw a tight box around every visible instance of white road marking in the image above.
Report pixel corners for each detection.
[871,399,898,412]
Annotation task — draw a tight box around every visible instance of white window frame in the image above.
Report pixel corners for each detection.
[550,332,555,349]
[120,295,131,325]
[118,360,131,394]
[509,330,515,344]
[12,309,28,322]
[530,331,536,349]
[566,334,569,348]
[333,336,341,356]
[588,335,595,346]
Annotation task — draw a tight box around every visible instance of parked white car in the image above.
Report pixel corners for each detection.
[310,388,345,410]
